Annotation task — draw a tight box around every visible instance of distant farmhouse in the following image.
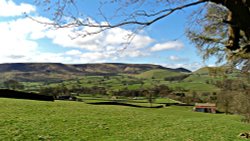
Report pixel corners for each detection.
[194,103,216,113]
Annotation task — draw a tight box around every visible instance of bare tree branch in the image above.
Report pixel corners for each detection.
[30,0,207,30]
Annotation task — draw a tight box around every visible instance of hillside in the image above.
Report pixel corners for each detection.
[0,63,81,73]
[194,66,240,75]
[136,69,186,79]
[188,66,243,82]
[1,64,246,95]
[0,63,191,82]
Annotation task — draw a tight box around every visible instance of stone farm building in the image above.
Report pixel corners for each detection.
[194,103,216,113]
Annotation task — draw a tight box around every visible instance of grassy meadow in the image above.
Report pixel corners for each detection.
[21,70,221,94]
[1,98,249,141]
[1,65,249,140]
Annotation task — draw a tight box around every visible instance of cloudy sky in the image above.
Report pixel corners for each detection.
[0,0,216,71]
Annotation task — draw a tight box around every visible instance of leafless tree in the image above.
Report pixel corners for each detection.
[31,0,249,65]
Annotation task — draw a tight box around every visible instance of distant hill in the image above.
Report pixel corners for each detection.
[0,63,191,82]
[174,67,191,73]
[193,67,211,75]
[72,63,191,74]
[0,63,81,73]
[194,66,240,75]
[184,66,242,84]
[136,69,186,79]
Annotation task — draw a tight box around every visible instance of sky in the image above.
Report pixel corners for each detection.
[0,0,217,71]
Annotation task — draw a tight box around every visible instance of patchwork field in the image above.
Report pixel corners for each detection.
[0,98,249,141]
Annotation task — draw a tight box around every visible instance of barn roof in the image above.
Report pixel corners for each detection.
[195,103,216,108]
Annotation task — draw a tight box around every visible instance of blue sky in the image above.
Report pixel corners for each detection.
[0,0,216,71]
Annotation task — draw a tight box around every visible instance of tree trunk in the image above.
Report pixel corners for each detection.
[226,11,240,50]
[210,0,250,50]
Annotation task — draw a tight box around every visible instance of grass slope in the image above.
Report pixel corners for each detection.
[169,82,220,92]
[194,66,240,76]
[1,98,249,141]
[193,67,211,75]
[136,69,182,79]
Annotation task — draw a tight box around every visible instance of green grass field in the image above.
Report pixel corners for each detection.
[136,69,182,79]
[168,82,220,92]
[1,98,249,141]
[20,70,223,94]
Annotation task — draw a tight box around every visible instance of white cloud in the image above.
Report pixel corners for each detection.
[32,53,73,63]
[169,55,180,61]
[5,17,51,39]
[0,0,185,65]
[0,0,35,17]
[132,36,154,49]
[66,50,82,56]
[150,40,184,52]
[45,24,154,53]
[0,51,74,64]
[45,27,103,51]
[41,18,155,62]
[103,28,154,49]
[79,52,110,63]
[0,13,153,63]
[121,50,149,58]
[0,15,54,64]
[169,55,188,62]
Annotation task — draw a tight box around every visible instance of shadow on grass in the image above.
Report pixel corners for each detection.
[87,101,164,108]
[0,89,54,101]
[165,103,194,106]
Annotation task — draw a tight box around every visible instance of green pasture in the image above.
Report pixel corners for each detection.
[0,98,249,141]
[169,82,220,92]
[76,96,171,107]
[20,72,223,94]
[136,69,182,79]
